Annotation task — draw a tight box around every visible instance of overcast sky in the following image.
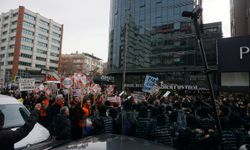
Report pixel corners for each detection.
[0,0,230,62]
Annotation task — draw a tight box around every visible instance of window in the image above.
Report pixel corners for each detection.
[22,29,34,36]
[53,25,61,31]
[23,21,35,28]
[36,64,46,69]
[2,31,7,35]
[0,62,4,66]
[1,46,6,50]
[10,37,15,41]
[8,61,13,65]
[21,45,33,51]
[3,24,8,28]
[39,27,49,33]
[12,13,18,17]
[50,52,59,57]
[22,37,33,43]
[24,13,36,21]
[0,54,5,58]
[11,29,16,33]
[19,61,31,66]
[20,53,32,58]
[4,16,9,21]
[49,67,57,70]
[9,45,15,49]
[11,21,17,25]
[38,34,48,40]
[36,56,46,62]
[51,45,60,51]
[50,59,58,64]
[37,41,48,48]
[37,49,47,55]
[8,53,14,57]
[39,20,49,26]
[52,32,61,38]
[1,39,7,43]
[52,38,60,44]
[0,104,30,129]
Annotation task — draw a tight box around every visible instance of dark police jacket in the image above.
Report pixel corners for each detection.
[0,110,39,150]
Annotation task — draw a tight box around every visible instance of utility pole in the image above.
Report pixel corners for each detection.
[182,5,223,145]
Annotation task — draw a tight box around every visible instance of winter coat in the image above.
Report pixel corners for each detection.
[55,113,71,140]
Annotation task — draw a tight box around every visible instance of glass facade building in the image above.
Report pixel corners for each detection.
[107,0,222,90]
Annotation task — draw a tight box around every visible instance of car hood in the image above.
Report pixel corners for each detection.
[14,123,50,149]
[52,134,176,150]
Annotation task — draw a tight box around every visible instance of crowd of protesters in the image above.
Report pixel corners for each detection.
[1,88,250,150]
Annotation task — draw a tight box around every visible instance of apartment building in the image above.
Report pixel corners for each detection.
[0,6,63,84]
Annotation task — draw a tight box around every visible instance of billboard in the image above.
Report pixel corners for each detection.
[218,36,250,71]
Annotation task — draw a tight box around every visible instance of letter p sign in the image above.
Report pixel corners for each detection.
[240,46,250,60]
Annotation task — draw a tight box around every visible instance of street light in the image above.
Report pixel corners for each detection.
[182,5,223,144]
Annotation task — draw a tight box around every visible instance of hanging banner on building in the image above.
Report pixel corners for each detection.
[19,78,35,91]
[142,75,159,93]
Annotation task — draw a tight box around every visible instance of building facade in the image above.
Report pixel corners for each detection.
[230,0,250,36]
[107,0,222,91]
[59,51,104,76]
[0,6,63,84]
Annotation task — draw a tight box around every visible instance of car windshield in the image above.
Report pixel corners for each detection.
[0,104,30,129]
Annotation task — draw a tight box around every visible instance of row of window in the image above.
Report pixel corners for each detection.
[24,13,36,21]
[20,53,32,58]
[37,49,47,55]
[0,44,59,52]
[22,37,33,43]
[38,34,48,40]
[2,62,58,70]
[0,45,15,50]
[52,38,60,44]
[39,27,49,33]
[0,13,18,22]
[37,41,48,48]
[36,56,46,62]
[40,20,49,26]
[1,37,15,42]
[52,32,61,38]
[21,45,33,51]
[23,29,34,36]
[23,21,35,28]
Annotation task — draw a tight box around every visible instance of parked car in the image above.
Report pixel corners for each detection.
[0,94,50,149]
[26,134,176,150]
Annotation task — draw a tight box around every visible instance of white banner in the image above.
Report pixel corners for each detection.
[163,91,171,98]
[19,78,35,91]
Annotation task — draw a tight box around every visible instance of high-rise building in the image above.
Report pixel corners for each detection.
[0,6,63,84]
[59,51,104,76]
[107,0,222,90]
[230,0,250,36]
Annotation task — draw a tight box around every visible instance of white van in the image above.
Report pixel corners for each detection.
[0,94,50,149]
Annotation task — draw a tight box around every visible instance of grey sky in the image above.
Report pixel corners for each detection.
[0,0,230,62]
